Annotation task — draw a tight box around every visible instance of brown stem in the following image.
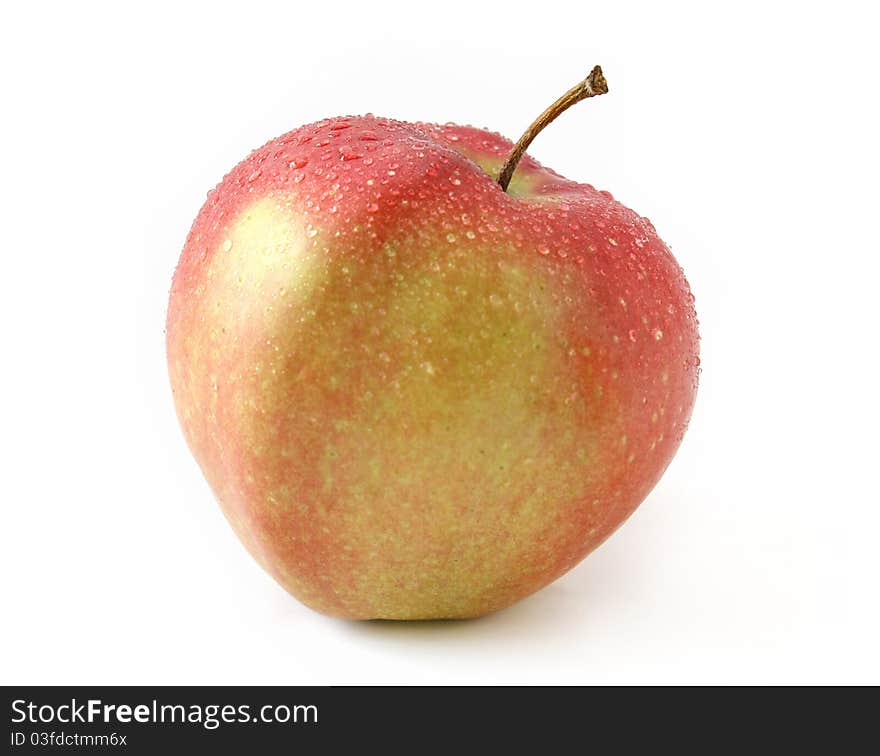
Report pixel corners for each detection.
[497,65,609,192]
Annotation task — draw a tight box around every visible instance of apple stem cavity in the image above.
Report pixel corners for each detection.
[497,65,609,193]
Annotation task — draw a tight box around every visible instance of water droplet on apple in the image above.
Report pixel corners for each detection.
[446,233,457,243]
[222,239,233,252]
[628,330,637,342]
[654,329,664,341]
[465,230,476,240]
[538,246,550,256]
[367,202,379,213]
[289,158,308,169]
[246,168,262,182]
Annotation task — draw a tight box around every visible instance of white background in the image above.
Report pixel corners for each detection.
[2,1,878,684]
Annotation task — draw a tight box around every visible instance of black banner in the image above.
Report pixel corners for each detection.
[2,686,870,751]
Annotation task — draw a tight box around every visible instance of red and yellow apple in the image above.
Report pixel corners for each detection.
[167,105,699,619]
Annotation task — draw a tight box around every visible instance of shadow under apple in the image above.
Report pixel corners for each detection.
[335,515,656,646]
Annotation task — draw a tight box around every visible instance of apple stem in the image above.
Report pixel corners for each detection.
[497,66,609,192]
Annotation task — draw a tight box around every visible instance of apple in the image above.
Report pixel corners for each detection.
[166,68,699,619]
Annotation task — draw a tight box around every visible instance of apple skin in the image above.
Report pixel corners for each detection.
[166,115,699,619]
